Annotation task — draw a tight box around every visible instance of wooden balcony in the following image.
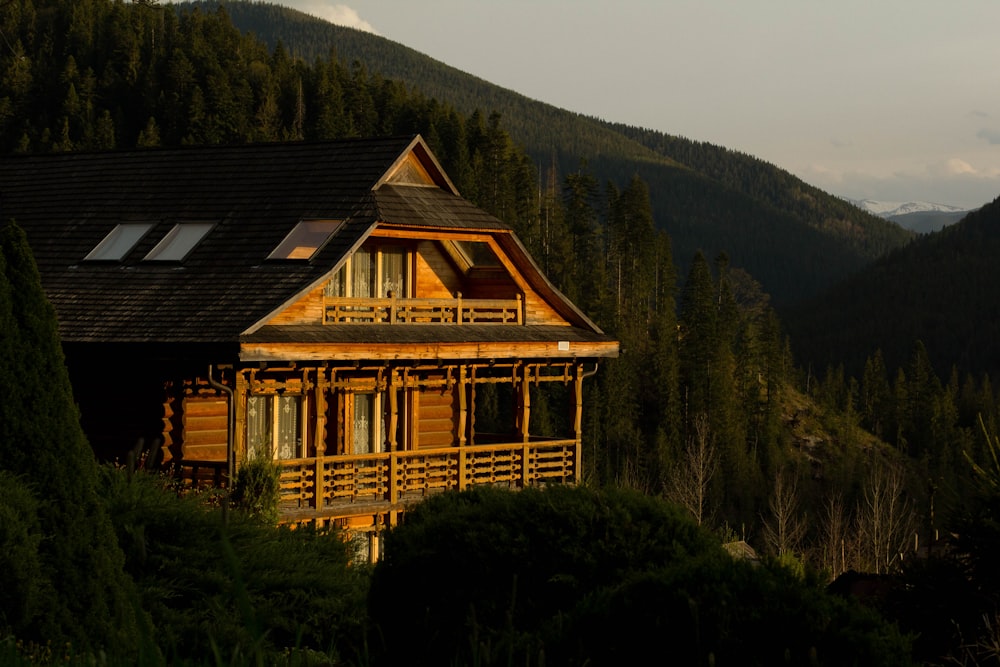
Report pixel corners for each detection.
[324,292,522,325]
[274,438,578,522]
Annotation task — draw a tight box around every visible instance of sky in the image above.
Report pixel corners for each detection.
[272,0,1000,210]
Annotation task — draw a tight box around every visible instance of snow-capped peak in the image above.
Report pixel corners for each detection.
[845,198,969,218]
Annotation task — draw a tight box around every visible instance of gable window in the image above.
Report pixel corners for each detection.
[247,394,303,460]
[143,222,214,261]
[268,220,343,260]
[84,222,155,261]
[327,245,409,298]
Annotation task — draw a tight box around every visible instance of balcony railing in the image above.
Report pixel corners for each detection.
[324,292,522,325]
[274,439,577,521]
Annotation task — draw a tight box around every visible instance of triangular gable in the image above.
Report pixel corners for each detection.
[375,136,459,195]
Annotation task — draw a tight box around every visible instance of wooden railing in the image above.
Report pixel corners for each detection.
[274,439,577,519]
[324,292,522,325]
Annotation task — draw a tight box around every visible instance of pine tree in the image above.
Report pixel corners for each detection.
[0,221,142,655]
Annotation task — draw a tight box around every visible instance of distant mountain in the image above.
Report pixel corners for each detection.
[785,195,1000,379]
[846,198,971,233]
[185,0,915,308]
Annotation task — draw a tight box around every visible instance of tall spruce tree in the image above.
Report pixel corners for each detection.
[0,221,142,655]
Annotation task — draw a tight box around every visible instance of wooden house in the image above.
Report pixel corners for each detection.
[0,135,618,559]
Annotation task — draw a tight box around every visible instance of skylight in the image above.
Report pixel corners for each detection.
[84,223,155,261]
[268,220,343,260]
[144,222,214,261]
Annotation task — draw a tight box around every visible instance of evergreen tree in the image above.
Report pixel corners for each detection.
[0,221,143,656]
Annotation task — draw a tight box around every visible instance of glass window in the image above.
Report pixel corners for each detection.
[268,220,343,260]
[247,394,302,460]
[143,222,214,261]
[352,392,379,455]
[325,246,408,298]
[84,223,154,261]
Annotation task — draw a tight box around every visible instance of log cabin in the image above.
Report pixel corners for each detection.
[0,135,619,560]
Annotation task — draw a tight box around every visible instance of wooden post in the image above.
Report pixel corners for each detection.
[387,369,399,452]
[468,366,477,446]
[234,371,248,469]
[515,293,523,325]
[456,291,463,324]
[314,367,327,509]
[573,363,584,483]
[457,365,468,447]
[520,365,531,443]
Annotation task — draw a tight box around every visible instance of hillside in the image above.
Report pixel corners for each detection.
[785,195,1000,379]
[180,0,914,307]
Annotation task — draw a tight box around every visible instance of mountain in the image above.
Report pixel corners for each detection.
[181,1,914,308]
[785,195,1000,379]
[846,198,971,233]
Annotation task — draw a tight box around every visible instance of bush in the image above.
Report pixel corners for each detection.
[99,465,369,664]
[367,485,914,666]
[231,448,282,524]
[367,485,727,665]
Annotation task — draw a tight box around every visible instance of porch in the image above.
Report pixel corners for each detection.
[276,437,578,523]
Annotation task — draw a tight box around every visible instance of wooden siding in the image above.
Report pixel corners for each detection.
[181,396,228,461]
[415,240,460,297]
[266,281,327,326]
[416,379,457,449]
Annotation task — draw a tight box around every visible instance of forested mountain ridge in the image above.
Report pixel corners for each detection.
[178,0,915,307]
[785,194,1000,380]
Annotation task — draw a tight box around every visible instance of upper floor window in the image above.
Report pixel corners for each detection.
[143,222,214,261]
[326,245,409,298]
[84,222,154,261]
[268,220,343,260]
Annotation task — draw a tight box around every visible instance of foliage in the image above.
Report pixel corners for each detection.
[231,447,282,524]
[0,220,143,657]
[99,465,369,664]
[0,472,48,640]
[367,485,913,666]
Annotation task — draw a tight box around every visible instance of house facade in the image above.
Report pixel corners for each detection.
[0,136,618,559]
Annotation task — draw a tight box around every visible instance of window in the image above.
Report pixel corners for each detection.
[352,392,381,455]
[84,222,155,261]
[326,245,409,298]
[246,394,303,460]
[143,222,214,261]
[268,220,343,260]
[350,531,383,564]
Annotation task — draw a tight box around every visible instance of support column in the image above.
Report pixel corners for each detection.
[573,363,584,483]
[457,365,468,447]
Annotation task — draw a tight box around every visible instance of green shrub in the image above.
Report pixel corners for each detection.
[99,465,369,664]
[368,485,914,666]
[367,485,727,665]
[231,448,282,524]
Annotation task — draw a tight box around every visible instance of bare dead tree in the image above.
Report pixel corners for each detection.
[761,469,808,558]
[666,413,718,526]
[815,491,858,577]
[856,458,916,574]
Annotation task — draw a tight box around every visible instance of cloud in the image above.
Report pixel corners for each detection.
[977,128,1000,145]
[281,2,378,34]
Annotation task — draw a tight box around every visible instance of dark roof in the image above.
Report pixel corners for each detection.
[1,136,613,354]
[0,137,504,343]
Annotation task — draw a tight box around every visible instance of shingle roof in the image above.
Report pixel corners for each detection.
[0,137,439,343]
[1,136,614,355]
